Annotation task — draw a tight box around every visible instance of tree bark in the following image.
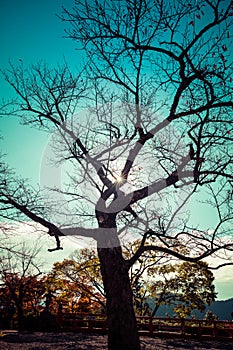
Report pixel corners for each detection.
[97,245,141,350]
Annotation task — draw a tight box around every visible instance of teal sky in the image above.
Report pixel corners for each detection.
[0,1,232,300]
[0,0,78,181]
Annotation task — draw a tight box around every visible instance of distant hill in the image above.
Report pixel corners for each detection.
[202,298,233,321]
[150,298,233,320]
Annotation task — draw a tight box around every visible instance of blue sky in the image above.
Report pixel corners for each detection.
[0,0,78,181]
[0,0,233,300]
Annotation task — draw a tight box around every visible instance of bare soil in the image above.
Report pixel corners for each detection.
[0,332,232,350]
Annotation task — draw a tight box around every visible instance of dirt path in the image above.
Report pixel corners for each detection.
[0,332,232,350]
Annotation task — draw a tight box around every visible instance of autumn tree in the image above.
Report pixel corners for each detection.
[144,261,216,318]
[44,267,81,314]
[1,1,233,349]
[0,242,44,330]
[45,250,105,313]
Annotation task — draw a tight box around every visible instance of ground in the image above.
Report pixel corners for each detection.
[0,332,232,350]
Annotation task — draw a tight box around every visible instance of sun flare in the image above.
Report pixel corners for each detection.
[115,175,124,184]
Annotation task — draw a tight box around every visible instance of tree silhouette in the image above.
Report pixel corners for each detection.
[1,1,233,349]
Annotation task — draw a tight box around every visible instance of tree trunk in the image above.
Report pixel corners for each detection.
[97,244,141,350]
[11,292,24,331]
[17,302,24,331]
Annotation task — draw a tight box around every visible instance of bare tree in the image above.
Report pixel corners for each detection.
[1,1,233,349]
